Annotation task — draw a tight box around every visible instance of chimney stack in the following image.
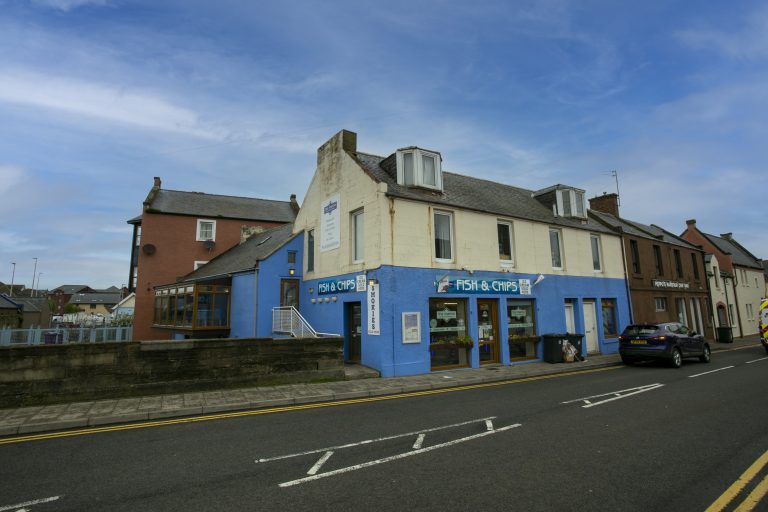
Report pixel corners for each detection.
[153,176,161,188]
[588,192,619,217]
[289,193,300,214]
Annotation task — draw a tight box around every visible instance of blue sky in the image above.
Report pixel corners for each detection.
[1,0,766,289]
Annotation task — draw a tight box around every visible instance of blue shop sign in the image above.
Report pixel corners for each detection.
[436,276,531,295]
[318,278,357,295]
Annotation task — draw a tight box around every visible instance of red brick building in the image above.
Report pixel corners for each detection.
[128,177,298,341]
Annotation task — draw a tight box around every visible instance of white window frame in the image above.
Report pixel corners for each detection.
[433,210,454,263]
[497,220,515,266]
[396,149,443,191]
[549,228,564,270]
[555,189,587,218]
[590,234,602,272]
[351,208,364,264]
[655,297,667,312]
[194,260,208,270]
[196,219,217,241]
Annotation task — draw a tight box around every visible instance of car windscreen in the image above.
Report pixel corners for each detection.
[622,325,659,336]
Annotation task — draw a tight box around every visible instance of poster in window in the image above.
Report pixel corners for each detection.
[402,312,421,344]
[320,193,341,252]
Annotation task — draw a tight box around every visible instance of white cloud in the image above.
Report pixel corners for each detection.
[676,6,768,60]
[0,165,24,195]
[0,69,224,139]
[29,0,110,12]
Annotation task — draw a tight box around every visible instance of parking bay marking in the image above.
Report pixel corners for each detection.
[688,366,735,378]
[255,417,521,488]
[562,384,664,408]
[0,496,61,512]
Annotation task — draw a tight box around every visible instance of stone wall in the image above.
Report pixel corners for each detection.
[0,337,344,408]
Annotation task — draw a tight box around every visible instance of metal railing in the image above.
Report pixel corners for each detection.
[271,307,337,338]
[0,326,133,346]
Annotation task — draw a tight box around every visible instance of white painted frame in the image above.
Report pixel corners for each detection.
[196,219,216,241]
[402,312,421,344]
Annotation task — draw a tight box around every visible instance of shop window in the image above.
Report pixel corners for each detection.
[434,211,454,262]
[549,229,563,269]
[507,300,538,360]
[601,299,617,337]
[429,299,470,369]
[497,221,514,264]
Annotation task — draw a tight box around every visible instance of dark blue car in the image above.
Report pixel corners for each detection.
[619,322,711,368]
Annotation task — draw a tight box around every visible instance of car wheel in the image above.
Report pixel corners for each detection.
[699,345,711,363]
[670,348,682,368]
[621,355,634,365]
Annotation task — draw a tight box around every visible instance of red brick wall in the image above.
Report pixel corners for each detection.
[133,213,285,341]
[680,222,733,274]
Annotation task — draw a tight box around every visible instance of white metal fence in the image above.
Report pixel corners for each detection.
[0,326,133,346]
[271,307,337,338]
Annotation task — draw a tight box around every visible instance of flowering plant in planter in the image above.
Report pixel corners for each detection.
[454,335,474,348]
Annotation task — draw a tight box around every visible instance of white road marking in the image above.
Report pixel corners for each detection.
[256,416,496,463]
[307,451,334,475]
[485,419,494,431]
[688,366,735,378]
[278,423,522,488]
[562,384,664,408]
[0,496,61,512]
[412,434,425,450]
[745,357,768,364]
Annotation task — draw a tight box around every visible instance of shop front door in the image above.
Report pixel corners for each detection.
[280,279,299,309]
[345,302,362,362]
[477,299,499,364]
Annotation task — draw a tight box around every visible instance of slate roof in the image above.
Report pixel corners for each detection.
[0,294,21,310]
[589,211,702,250]
[179,223,298,282]
[53,285,91,294]
[701,233,762,270]
[11,297,48,313]
[353,152,615,235]
[145,189,297,223]
[68,293,122,306]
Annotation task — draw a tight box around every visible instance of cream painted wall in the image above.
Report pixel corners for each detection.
[384,198,624,278]
[734,267,764,336]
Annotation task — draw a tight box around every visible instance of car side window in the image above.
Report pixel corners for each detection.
[677,325,689,336]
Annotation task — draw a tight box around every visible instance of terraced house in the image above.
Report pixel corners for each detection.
[292,130,631,377]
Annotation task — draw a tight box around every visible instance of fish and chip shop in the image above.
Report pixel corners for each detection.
[301,266,628,377]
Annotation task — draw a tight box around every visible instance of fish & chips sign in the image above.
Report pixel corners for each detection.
[436,276,531,295]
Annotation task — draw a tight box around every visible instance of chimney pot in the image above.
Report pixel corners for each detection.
[153,177,161,188]
[686,219,696,226]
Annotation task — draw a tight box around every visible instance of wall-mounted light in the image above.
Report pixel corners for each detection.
[288,268,295,276]
[331,296,337,302]
[368,278,379,287]
[310,298,316,304]
[324,297,330,303]
[308,287,314,294]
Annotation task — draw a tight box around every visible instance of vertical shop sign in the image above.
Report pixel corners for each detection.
[356,274,367,292]
[367,282,380,335]
[320,193,341,252]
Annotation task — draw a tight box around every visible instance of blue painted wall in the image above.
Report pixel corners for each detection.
[300,266,630,377]
[229,233,304,339]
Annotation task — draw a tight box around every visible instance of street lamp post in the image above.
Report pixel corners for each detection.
[31,257,38,297]
[10,262,16,297]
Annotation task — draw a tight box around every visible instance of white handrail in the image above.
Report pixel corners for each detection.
[271,306,337,338]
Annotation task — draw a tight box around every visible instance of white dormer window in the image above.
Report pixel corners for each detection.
[555,189,586,218]
[396,148,442,191]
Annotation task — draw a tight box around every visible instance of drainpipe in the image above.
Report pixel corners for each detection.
[730,272,744,337]
[617,227,634,324]
[252,267,259,338]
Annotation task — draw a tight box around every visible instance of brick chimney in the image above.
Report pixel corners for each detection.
[589,193,619,217]
[721,232,733,241]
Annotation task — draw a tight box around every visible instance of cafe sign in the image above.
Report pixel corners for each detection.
[436,276,532,295]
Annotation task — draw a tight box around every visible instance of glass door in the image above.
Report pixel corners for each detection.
[477,299,499,364]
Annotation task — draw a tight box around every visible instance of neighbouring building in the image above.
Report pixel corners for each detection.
[68,293,122,317]
[128,177,299,341]
[681,220,764,338]
[589,194,713,340]
[286,130,630,377]
[152,223,302,340]
[11,297,53,328]
[112,292,135,318]
[50,285,95,314]
[0,295,22,328]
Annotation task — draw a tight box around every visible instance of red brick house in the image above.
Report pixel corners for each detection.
[128,177,298,341]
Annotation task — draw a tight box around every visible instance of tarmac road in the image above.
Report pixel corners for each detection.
[1,345,766,511]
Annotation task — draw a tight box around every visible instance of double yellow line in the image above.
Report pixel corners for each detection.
[706,450,768,512]
[0,366,619,445]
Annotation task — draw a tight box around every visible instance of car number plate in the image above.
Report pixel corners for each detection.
[630,340,647,345]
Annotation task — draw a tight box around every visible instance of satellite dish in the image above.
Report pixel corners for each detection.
[142,244,156,255]
[203,240,215,250]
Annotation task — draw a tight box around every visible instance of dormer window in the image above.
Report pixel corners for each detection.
[396,148,442,191]
[556,189,586,218]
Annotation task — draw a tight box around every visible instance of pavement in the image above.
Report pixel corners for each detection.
[0,336,762,437]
